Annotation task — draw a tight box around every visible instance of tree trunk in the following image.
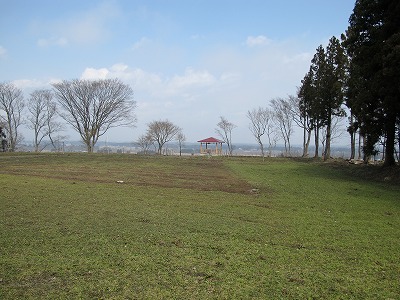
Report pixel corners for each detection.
[258,138,265,160]
[314,126,319,158]
[349,114,356,160]
[362,136,370,163]
[303,129,311,157]
[324,113,331,161]
[383,114,396,167]
[301,116,312,157]
[350,130,356,160]
[357,133,362,159]
[302,125,307,157]
[397,131,400,162]
[8,120,16,152]
[87,143,93,153]
[34,133,39,152]
[321,141,325,158]
[305,130,311,157]
[268,138,273,157]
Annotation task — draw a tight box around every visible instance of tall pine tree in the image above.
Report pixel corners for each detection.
[298,40,346,160]
[323,37,347,160]
[344,0,400,166]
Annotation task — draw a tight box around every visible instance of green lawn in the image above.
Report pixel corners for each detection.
[0,154,399,299]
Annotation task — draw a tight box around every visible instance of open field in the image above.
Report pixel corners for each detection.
[0,153,399,299]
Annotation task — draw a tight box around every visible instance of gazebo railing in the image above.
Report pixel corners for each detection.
[200,148,222,154]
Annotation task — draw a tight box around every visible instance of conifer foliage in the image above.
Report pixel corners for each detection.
[343,0,400,166]
[299,0,399,165]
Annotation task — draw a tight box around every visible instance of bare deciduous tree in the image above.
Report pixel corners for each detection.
[247,107,272,159]
[146,119,181,155]
[176,131,186,156]
[266,122,279,157]
[52,78,136,152]
[26,89,64,152]
[271,97,294,156]
[136,134,154,155]
[0,82,25,151]
[216,116,236,156]
[289,94,313,157]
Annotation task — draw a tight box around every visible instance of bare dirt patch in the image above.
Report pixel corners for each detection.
[0,154,254,194]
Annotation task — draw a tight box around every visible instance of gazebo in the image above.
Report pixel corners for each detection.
[197,137,224,155]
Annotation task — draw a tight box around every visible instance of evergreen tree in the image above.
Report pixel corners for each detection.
[344,0,400,166]
[323,37,347,160]
[309,46,328,158]
[298,67,317,157]
[299,38,348,160]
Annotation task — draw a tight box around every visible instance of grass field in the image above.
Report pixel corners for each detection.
[0,153,399,299]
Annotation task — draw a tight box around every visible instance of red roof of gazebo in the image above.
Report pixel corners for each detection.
[197,137,224,143]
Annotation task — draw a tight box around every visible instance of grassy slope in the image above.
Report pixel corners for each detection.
[227,157,400,299]
[0,154,399,299]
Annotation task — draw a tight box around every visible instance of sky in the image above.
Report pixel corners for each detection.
[0,0,356,146]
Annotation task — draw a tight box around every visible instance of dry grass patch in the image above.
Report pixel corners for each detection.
[0,153,253,194]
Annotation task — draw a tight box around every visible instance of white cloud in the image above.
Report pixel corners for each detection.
[220,72,241,83]
[81,67,109,80]
[80,65,217,97]
[246,35,271,47]
[110,63,129,73]
[132,37,151,50]
[37,37,68,47]
[129,68,163,91]
[80,64,163,91]
[11,79,55,94]
[34,2,120,47]
[12,79,43,89]
[49,78,63,85]
[0,46,7,58]
[166,68,216,94]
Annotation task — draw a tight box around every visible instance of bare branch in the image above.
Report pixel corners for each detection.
[247,107,272,158]
[0,82,25,151]
[270,97,294,156]
[52,78,136,152]
[26,89,64,152]
[215,116,236,156]
[146,119,181,155]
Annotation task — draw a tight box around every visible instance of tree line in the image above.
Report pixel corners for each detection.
[1,0,399,165]
[248,0,399,166]
[0,79,136,153]
[296,0,400,167]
